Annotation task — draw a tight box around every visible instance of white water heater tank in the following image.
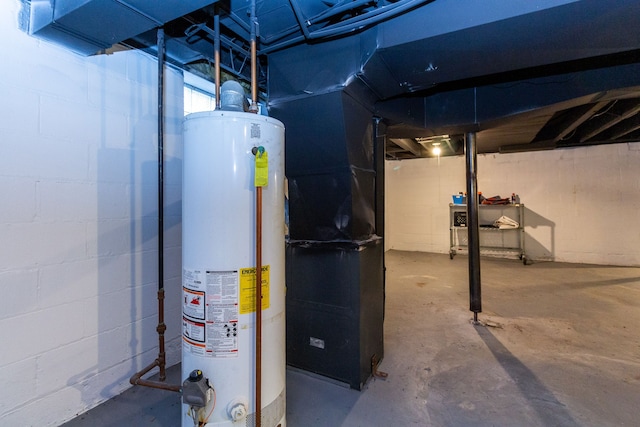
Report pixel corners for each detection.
[182,110,285,427]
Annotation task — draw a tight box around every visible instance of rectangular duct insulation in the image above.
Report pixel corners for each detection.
[286,239,384,390]
[288,167,375,242]
[30,0,217,55]
[272,90,377,241]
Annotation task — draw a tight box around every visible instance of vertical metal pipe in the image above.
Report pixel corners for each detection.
[251,40,257,109]
[465,131,482,320]
[214,10,221,109]
[250,0,262,425]
[156,287,167,381]
[250,0,258,112]
[157,28,165,293]
[255,185,263,427]
[128,27,179,393]
[156,26,167,380]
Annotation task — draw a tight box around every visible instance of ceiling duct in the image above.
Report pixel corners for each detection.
[29,0,218,55]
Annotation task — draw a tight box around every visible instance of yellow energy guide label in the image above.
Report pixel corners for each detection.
[239,265,270,314]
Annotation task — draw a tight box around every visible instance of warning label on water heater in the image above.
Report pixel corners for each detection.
[239,265,270,314]
[182,268,239,358]
[183,288,205,320]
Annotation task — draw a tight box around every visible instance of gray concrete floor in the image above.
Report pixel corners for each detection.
[63,251,640,427]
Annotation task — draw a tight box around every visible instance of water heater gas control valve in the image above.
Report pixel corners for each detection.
[182,369,212,408]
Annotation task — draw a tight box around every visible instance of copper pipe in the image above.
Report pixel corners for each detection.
[255,185,263,427]
[250,0,262,424]
[214,9,221,109]
[249,0,258,113]
[250,39,258,112]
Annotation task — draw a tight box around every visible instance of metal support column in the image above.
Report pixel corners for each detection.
[465,131,482,321]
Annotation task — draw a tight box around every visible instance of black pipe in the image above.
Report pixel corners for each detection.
[288,0,311,39]
[307,0,374,26]
[129,28,180,391]
[465,131,481,320]
[185,23,251,57]
[261,0,433,54]
[157,27,165,295]
[156,26,167,380]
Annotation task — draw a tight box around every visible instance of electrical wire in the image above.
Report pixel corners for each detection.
[188,387,217,427]
[200,387,217,426]
[591,100,617,118]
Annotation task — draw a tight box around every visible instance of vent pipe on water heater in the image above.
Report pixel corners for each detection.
[220,81,249,111]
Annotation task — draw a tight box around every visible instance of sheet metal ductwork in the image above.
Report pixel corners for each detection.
[271,90,377,242]
[266,0,640,156]
[29,0,217,55]
[363,0,640,98]
[270,87,386,389]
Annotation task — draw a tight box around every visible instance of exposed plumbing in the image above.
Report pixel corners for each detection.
[263,0,435,54]
[249,0,259,112]
[248,3,264,427]
[214,6,221,109]
[128,26,181,394]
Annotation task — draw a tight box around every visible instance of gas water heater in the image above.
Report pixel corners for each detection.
[182,110,286,427]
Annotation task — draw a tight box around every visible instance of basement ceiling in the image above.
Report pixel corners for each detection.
[380,53,640,159]
[28,0,640,159]
[384,91,640,160]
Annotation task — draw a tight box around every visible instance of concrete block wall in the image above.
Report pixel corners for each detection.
[385,142,640,266]
[0,1,183,425]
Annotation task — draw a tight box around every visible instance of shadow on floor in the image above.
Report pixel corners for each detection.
[62,251,640,427]
[473,324,580,427]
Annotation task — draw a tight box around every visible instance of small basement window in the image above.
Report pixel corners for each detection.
[184,72,216,115]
